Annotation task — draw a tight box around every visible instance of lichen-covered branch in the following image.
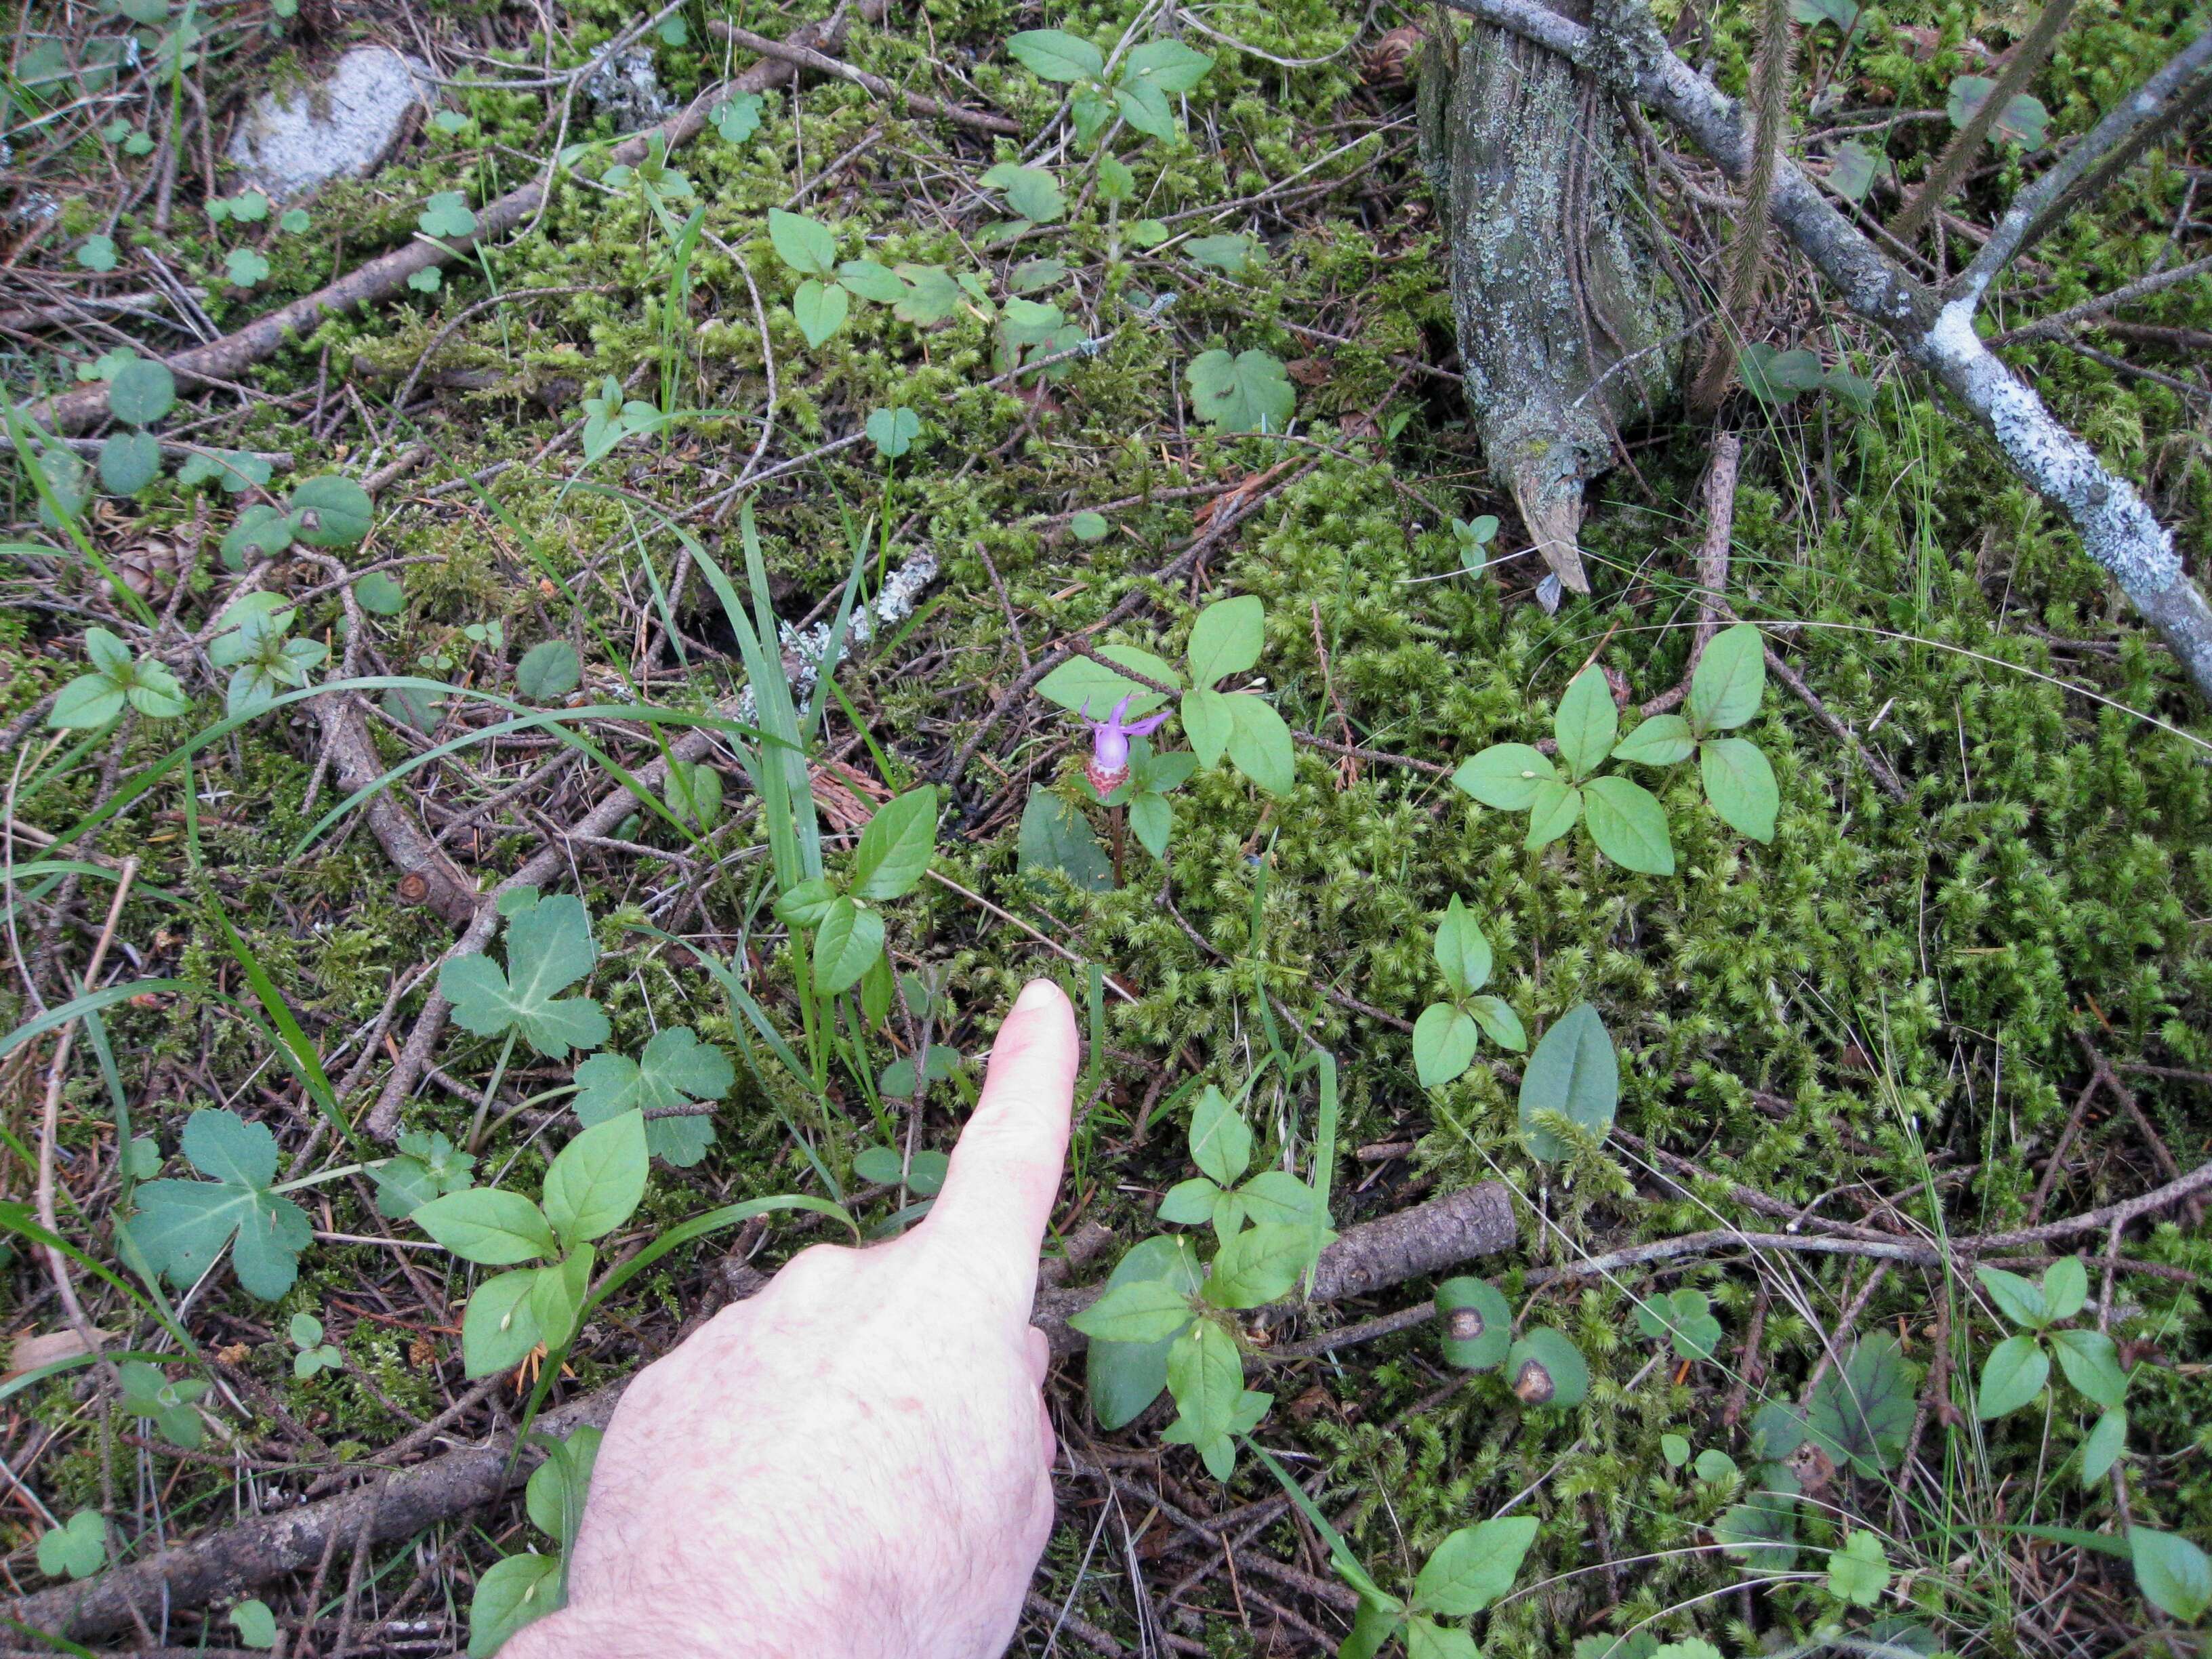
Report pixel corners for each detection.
[1437,0,2212,705]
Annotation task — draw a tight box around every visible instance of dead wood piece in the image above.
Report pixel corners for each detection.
[27,17,850,436]
[708,21,1021,134]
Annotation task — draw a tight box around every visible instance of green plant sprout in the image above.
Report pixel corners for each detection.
[289,1311,342,1378]
[772,785,939,995]
[469,1424,602,1656]
[1412,896,1526,1087]
[49,628,189,729]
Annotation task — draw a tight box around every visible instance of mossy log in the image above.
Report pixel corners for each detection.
[1419,2,1683,603]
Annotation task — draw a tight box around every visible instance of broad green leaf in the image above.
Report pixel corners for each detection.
[1017,788,1114,893]
[1166,1319,1243,1442]
[1612,713,1694,766]
[414,1188,558,1265]
[462,1268,544,1377]
[1071,1275,1197,1344]
[1006,28,1105,81]
[1829,139,1879,201]
[1948,75,2050,148]
[1202,1222,1309,1309]
[374,1129,475,1218]
[543,1112,649,1248]
[573,1027,732,1168]
[1435,1277,1511,1370]
[1129,790,1173,858]
[2051,1328,2128,1411]
[1086,1235,1204,1427]
[838,259,907,302]
[1340,1601,1404,1659]
[516,640,580,701]
[1525,780,1582,848]
[2131,1528,2212,1623]
[1433,895,1493,997]
[418,190,477,239]
[1826,1532,1891,1607]
[1186,348,1294,433]
[812,896,885,994]
[1506,1328,1589,1406]
[107,357,175,426]
[1183,685,1233,769]
[1976,1334,2049,1418]
[98,431,161,495]
[1225,695,1294,794]
[222,504,294,568]
[981,162,1066,224]
[865,406,920,459]
[1582,775,1675,874]
[1182,233,1260,276]
[530,1243,592,1347]
[1113,76,1177,139]
[230,1599,277,1649]
[1159,1176,1221,1225]
[767,208,837,276]
[712,94,763,143]
[1803,1334,1916,1474]
[1238,1170,1325,1231]
[2081,1409,2127,1488]
[1517,1003,1618,1161]
[1977,1264,2048,1330]
[120,1108,311,1300]
[1186,594,1264,689]
[793,279,848,348]
[851,786,938,900]
[1036,644,1183,718]
[1467,996,1526,1052]
[1454,744,1557,810]
[2042,1255,2089,1322]
[1553,667,1617,777]
[1699,738,1778,842]
[890,263,964,325]
[1124,37,1214,92]
[1189,1086,1252,1187]
[1687,624,1765,732]
[1414,1516,1538,1615]
[1069,509,1109,540]
[773,877,839,927]
[467,1551,561,1657]
[1406,1616,1479,1659]
[36,1511,106,1580]
[1413,1003,1479,1088]
[1715,1492,1799,1573]
[439,895,608,1059]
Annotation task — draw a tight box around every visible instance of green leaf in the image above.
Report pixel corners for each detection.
[98,431,161,496]
[37,1512,106,1580]
[1095,155,1134,202]
[573,1027,733,1168]
[515,640,580,701]
[812,896,886,994]
[1073,1275,1198,1344]
[289,474,374,547]
[1977,1334,2049,1418]
[1237,1170,1327,1234]
[1413,1003,1479,1088]
[890,263,964,325]
[2131,1528,2211,1622]
[1225,695,1295,794]
[1186,594,1265,689]
[1453,744,1556,810]
[531,1244,592,1347]
[1525,779,1582,848]
[1435,1277,1511,1370]
[543,1111,649,1248]
[439,894,608,1059]
[462,1268,545,1378]
[1069,510,1109,541]
[765,211,832,279]
[1829,139,1879,201]
[119,1108,311,1299]
[1715,1492,1799,1574]
[1699,738,1778,842]
[1612,713,1694,766]
[1432,895,1492,997]
[851,786,937,900]
[981,162,1067,224]
[225,248,270,287]
[1202,1222,1309,1309]
[1189,1085,1252,1187]
[838,259,906,303]
[1186,348,1294,433]
[1006,28,1105,81]
[1113,76,1177,139]
[1804,1333,1917,1474]
[1182,233,1261,276]
[1414,1516,1538,1615]
[107,356,176,426]
[1124,37,1215,93]
[1517,1003,1618,1161]
[1182,686,1233,769]
[1406,1616,1479,1659]
[1466,996,1525,1052]
[468,1552,562,1657]
[1166,1319,1244,1442]
[1687,624,1765,732]
[1086,1235,1204,1427]
[793,279,849,348]
[1036,643,1183,718]
[1506,1327,1589,1406]
[865,406,920,459]
[2080,1408,2127,1488]
[413,1187,558,1265]
[1553,667,1618,777]
[222,504,295,569]
[419,190,478,239]
[230,1599,278,1649]
[1948,76,2050,148]
[1340,1600,1404,1659]
[2051,1328,2129,1411]
[76,234,119,272]
[1017,788,1115,892]
[1582,775,1676,874]
[1826,1532,1891,1607]
[1129,791,1173,857]
[2042,1255,2089,1322]
[1977,1264,2048,1330]
[712,93,763,143]
[1159,1176,1221,1225]
[1635,1288,1723,1361]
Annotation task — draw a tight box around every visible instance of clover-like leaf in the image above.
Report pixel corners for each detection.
[418,190,478,240]
[1186,348,1294,433]
[37,1512,107,1580]
[120,1109,311,1300]
[438,893,609,1059]
[573,1027,733,1167]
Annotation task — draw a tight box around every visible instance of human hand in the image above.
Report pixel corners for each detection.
[502,978,1079,1659]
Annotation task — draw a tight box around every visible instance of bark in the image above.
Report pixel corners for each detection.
[1437,0,2212,706]
[1418,0,1683,600]
[25,16,849,436]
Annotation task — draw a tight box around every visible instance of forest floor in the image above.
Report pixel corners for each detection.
[1,0,2209,1655]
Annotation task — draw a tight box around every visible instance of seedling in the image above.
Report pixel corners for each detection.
[1412,896,1526,1088]
[50,628,189,729]
[290,1311,342,1378]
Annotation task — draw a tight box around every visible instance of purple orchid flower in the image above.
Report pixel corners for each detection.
[1080,694,1170,792]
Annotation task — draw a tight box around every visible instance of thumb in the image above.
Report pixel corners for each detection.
[922,978,1078,1315]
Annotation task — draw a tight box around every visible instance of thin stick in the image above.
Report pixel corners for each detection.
[708,20,1021,134]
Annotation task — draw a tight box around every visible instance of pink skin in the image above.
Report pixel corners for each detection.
[504,981,1080,1659]
[1080,695,1170,784]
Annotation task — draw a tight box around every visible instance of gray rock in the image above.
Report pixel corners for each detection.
[226,45,433,201]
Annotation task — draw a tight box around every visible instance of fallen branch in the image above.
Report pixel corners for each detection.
[26,16,851,436]
[707,20,1022,134]
[7,1183,1513,1641]
[1439,0,2212,706]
